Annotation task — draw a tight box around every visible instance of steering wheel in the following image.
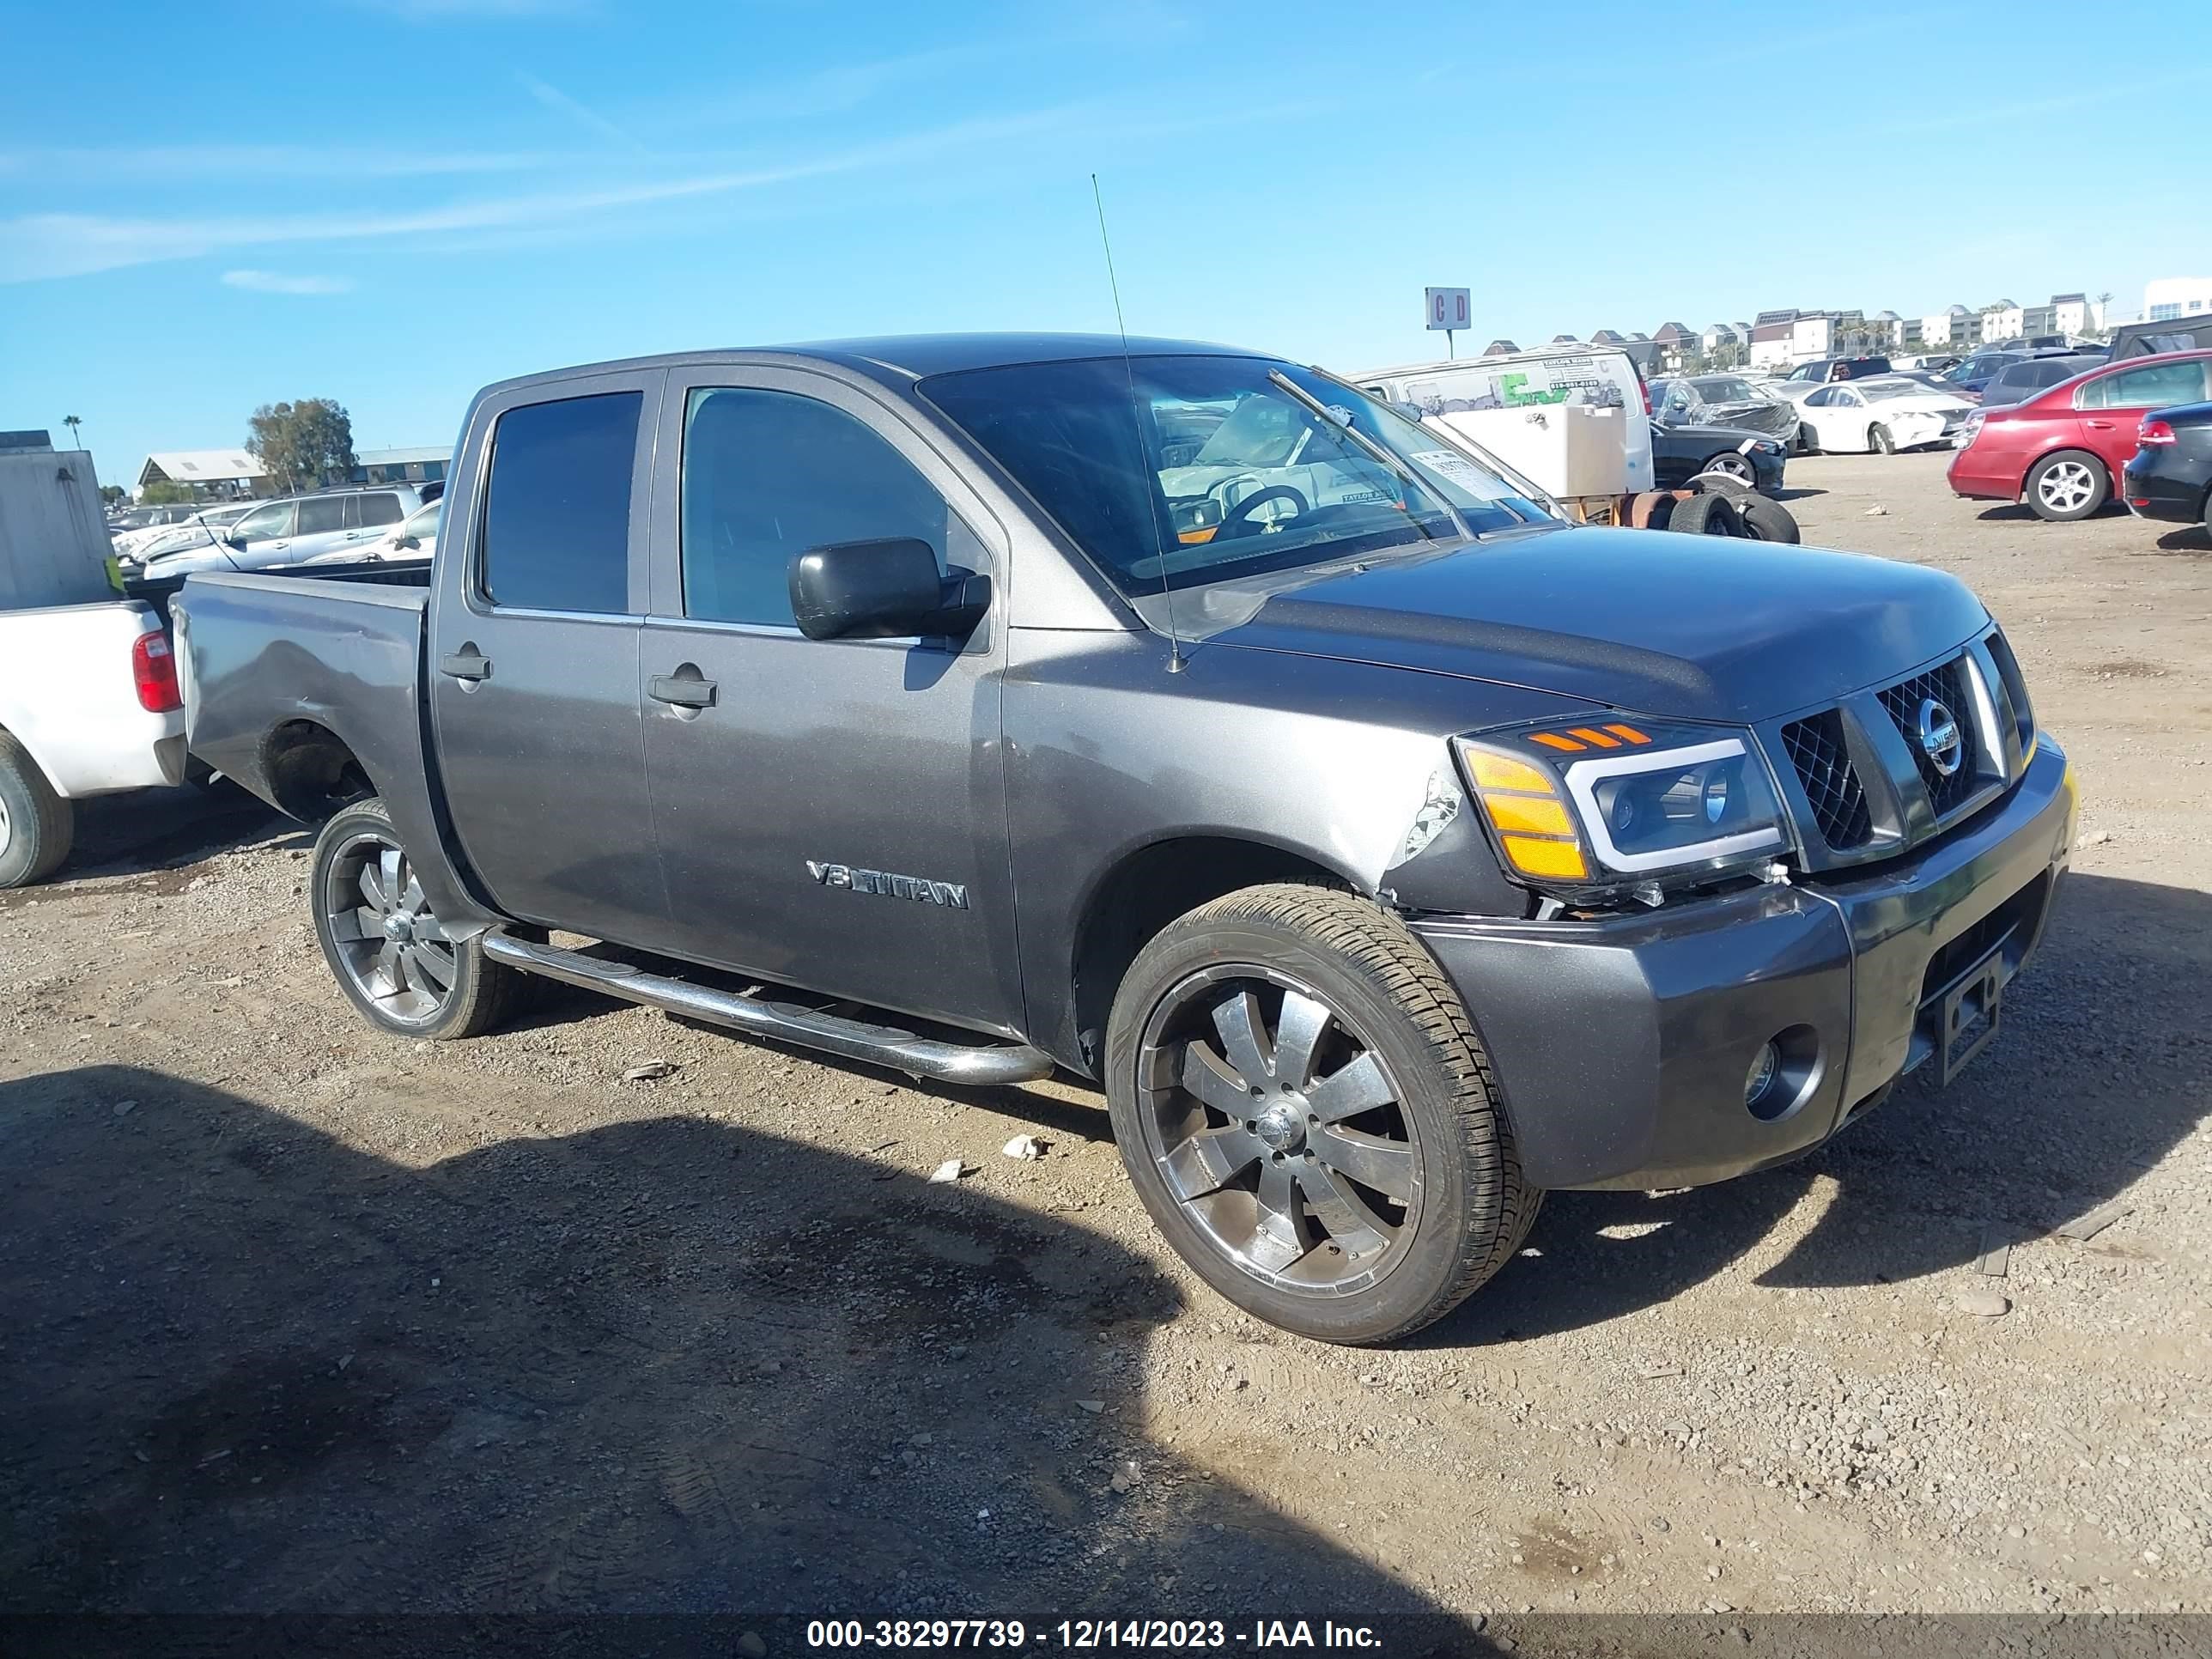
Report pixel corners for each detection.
[1216,485,1310,539]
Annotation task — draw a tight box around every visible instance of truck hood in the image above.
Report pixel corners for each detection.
[1200,525,1988,723]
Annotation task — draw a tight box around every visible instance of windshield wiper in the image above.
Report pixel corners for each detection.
[1266,370,1475,544]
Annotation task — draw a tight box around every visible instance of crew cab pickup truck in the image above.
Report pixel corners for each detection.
[0,599,186,887]
[174,336,2076,1344]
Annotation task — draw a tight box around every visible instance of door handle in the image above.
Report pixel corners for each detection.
[2085,419,2116,429]
[649,672,718,709]
[440,649,492,682]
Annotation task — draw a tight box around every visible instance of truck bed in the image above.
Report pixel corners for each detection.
[171,568,471,927]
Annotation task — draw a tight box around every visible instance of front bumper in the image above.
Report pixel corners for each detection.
[1411,738,2075,1191]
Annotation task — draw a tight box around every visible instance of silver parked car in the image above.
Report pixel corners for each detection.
[141,485,426,579]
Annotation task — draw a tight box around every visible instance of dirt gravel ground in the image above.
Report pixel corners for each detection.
[3,453,2209,1641]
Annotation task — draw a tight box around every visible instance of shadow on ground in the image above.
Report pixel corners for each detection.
[1428,872,2210,1344]
[0,1064,1473,1638]
[0,785,291,913]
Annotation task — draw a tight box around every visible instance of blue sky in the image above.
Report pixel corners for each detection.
[4,0,2206,485]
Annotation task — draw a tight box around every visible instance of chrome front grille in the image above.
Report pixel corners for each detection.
[1780,711,1872,849]
[1877,659,1980,817]
[1766,641,2023,867]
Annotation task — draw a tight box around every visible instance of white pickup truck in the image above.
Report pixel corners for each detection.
[0,599,187,887]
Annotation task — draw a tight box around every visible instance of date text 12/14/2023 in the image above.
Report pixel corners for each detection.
[804,1620,1384,1650]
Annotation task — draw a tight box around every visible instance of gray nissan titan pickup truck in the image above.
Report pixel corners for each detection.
[173,335,2076,1345]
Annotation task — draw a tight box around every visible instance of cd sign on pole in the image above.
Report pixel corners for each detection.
[1425,287,1470,331]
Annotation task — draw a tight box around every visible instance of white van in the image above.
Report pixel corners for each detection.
[1356,346,1655,499]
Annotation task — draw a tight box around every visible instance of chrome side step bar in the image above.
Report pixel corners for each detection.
[481,932,1055,1086]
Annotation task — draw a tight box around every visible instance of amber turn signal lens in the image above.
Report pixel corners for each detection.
[1500,835,1589,880]
[1463,750,1555,794]
[1482,793,1575,838]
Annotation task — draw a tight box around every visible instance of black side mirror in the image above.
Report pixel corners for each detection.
[788,537,989,642]
[394,534,420,550]
[224,532,248,549]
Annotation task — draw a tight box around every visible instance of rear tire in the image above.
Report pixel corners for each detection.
[1103,884,1540,1345]
[0,732,76,890]
[309,798,523,1040]
[2026,451,2109,521]
[1666,491,1746,537]
[1737,497,1802,544]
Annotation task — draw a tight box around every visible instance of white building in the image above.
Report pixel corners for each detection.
[1701,321,1744,356]
[136,449,268,501]
[1747,320,1796,368]
[2050,293,2103,336]
[1790,313,1838,361]
[2144,276,2212,323]
[1978,301,2025,343]
[1921,306,1973,350]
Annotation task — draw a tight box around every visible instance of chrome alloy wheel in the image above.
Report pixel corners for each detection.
[1135,966,1422,1296]
[321,829,459,1025]
[1705,453,1758,486]
[0,795,11,860]
[2037,459,2097,514]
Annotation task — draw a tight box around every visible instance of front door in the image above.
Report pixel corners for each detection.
[428,371,670,945]
[633,367,1022,1036]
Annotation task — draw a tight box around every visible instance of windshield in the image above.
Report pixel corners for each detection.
[1690,376,1759,402]
[921,355,1547,596]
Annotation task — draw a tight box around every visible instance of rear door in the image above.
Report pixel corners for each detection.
[632,364,1022,1033]
[283,493,353,564]
[2075,358,2212,477]
[428,370,670,944]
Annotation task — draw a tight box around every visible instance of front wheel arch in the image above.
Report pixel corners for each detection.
[1069,836,1357,1075]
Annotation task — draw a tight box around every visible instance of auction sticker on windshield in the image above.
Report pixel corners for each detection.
[1410,450,1497,489]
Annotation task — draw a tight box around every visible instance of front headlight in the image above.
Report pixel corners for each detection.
[1454,720,1791,890]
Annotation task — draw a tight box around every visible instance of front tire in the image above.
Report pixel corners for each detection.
[0,732,75,890]
[2026,451,2109,521]
[1700,453,1759,489]
[1103,884,1540,1345]
[310,798,522,1039]
[1869,422,1897,456]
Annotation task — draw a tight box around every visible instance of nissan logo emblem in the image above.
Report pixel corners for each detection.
[1917,697,1965,777]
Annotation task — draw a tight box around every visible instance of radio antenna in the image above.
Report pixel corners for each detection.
[1092,172,1183,673]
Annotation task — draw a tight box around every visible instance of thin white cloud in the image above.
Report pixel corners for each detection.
[0,143,561,180]
[222,270,356,295]
[0,107,1097,283]
[516,70,649,154]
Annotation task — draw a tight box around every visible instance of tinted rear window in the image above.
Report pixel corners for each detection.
[481,392,641,613]
[297,496,346,535]
[356,493,404,528]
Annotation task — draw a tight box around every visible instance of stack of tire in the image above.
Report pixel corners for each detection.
[1654,483,1800,544]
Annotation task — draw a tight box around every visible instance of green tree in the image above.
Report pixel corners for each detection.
[63,415,83,448]
[100,484,125,506]
[246,398,357,491]
[142,479,198,505]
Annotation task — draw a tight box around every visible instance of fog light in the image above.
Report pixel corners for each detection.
[1745,1042,1781,1109]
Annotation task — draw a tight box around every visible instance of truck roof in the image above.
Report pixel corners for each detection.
[478,334,1259,399]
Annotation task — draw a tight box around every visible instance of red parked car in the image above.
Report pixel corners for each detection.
[1948,349,2212,521]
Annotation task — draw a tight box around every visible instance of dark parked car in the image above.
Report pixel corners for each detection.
[1977,354,2109,410]
[2108,319,2212,360]
[1782,356,1892,385]
[2122,399,2212,533]
[1646,415,1788,495]
[1939,348,2085,403]
[1650,374,1798,442]
[173,334,2075,1346]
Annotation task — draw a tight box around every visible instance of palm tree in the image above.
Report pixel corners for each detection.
[63,415,82,449]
